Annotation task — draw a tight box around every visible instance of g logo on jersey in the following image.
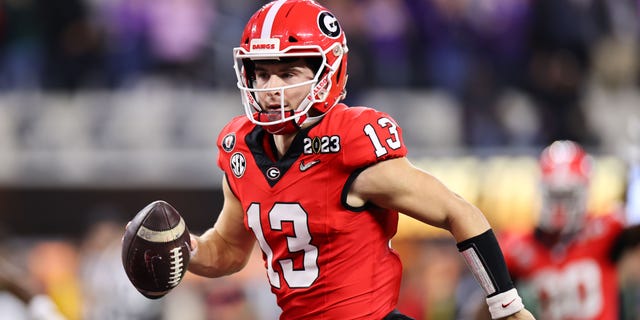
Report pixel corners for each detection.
[230,152,246,178]
[222,133,236,152]
[266,167,280,180]
[317,11,340,38]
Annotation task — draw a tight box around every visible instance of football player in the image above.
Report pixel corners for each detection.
[187,1,535,319]
[499,140,640,319]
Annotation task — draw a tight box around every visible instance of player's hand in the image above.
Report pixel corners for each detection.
[189,234,198,258]
[498,308,536,320]
[122,221,132,242]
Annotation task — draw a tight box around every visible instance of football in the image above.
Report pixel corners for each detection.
[121,200,191,299]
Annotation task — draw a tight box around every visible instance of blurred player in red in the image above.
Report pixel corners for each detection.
[186,1,535,319]
[500,140,640,320]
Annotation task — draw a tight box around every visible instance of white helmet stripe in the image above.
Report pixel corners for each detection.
[261,0,287,39]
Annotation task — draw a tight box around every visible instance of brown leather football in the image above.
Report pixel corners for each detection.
[121,200,191,299]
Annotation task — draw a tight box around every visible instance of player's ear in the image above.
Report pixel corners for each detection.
[339,74,348,100]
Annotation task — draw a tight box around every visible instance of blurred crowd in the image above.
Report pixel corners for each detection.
[1,0,640,319]
[1,0,638,149]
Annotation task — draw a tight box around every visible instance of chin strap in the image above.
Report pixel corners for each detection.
[256,110,307,134]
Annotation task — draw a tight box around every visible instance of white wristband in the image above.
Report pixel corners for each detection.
[485,288,524,319]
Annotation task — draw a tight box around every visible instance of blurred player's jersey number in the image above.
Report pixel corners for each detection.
[531,260,603,319]
[247,203,319,289]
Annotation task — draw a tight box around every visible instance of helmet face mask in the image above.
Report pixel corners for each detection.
[539,183,589,235]
[234,50,329,132]
[233,0,348,134]
[537,140,592,236]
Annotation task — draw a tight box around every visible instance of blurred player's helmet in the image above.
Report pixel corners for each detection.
[233,0,349,134]
[537,140,592,235]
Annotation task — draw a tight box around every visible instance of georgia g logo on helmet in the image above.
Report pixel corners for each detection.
[318,11,341,38]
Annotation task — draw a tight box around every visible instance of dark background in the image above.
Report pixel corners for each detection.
[0,187,223,238]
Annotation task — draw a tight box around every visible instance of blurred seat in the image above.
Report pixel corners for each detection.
[171,90,240,149]
[0,96,20,182]
[358,89,463,154]
[98,88,173,150]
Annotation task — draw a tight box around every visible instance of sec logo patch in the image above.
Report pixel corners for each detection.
[230,152,246,178]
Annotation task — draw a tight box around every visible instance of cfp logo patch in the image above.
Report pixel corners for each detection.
[222,133,236,152]
[317,11,341,38]
[230,152,246,178]
[303,135,341,154]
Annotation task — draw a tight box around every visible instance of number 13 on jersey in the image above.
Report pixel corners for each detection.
[247,203,319,289]
[364,117,402,157]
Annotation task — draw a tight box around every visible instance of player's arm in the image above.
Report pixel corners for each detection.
[348,157,489,241]
[611,164,640,261]
[349,157,534,320]
[610,224,640,262]
[188,175,255,278]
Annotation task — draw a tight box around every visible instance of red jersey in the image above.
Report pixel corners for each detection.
[501,213,625,320]
[216,104,407,319]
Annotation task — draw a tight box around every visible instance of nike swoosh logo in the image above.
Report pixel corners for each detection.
[502,298,516,308]
[299,160,320,172]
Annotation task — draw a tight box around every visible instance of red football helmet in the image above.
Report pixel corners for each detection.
[537,140,593,235]
[233,0,349,134]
